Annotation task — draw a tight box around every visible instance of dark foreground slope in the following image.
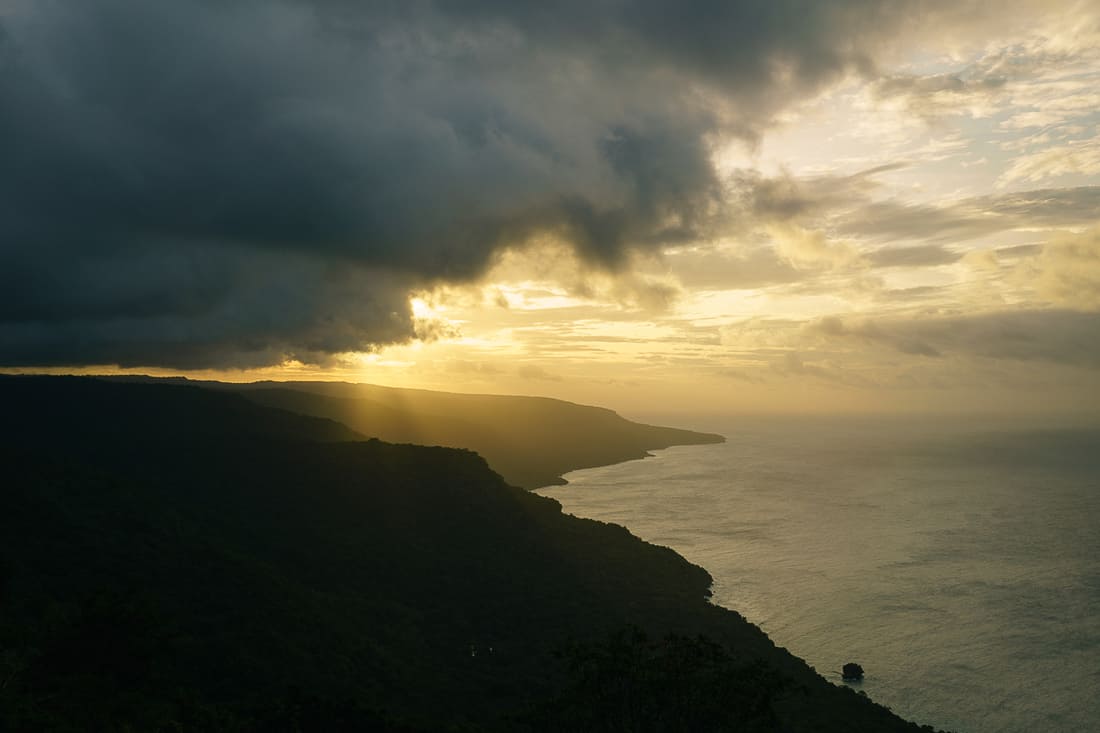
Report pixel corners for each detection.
[1,377,935,731]
[220,380,724,489]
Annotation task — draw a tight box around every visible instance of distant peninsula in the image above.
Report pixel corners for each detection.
[110,376,726,489]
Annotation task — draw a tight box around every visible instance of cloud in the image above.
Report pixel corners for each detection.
[865,27,1100,189]
[0,248,416,368]
[477,243,683,314]
[730,165,898,222]
[1,1,1094,369]
[978,186,1100,226]
[807,309,1100,368]
[1022,227,1100,309]
[871,69,1008,121]
[517,364,562,382]
[6,0,1088,369]
[866,245,961,268]
[768,224,861,270]
[860,186,1100,243]
[774,351,832,377]
[997,138,1100,187]
[726,161,1100,248]
[663,244,802,290]
[869,17,1100,124]
[445,359,503,376]
[3,0,974,369]
[767,350,878,388]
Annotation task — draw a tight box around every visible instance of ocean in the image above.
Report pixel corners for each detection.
[538,415,1100,732]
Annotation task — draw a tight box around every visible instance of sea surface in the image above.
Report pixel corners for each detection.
[538,415,1100,733]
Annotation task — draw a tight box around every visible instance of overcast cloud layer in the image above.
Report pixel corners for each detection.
[2,0,1072,368]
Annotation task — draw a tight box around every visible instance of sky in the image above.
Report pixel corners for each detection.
[2,1,1099,418]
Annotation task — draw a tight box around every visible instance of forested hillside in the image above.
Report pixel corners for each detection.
[1,377,939,731]
[225,379,725,488]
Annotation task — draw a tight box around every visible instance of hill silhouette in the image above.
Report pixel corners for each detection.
[209,379,724,488]
[1,376,942,731]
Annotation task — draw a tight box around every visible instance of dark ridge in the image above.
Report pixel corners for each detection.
[6,375,365,446]
[0,376,944,731]
[228,378,723,488]
[99,374,724,488]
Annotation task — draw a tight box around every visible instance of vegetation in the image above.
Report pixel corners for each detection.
[192,377,722,489]
[1,376,941,731]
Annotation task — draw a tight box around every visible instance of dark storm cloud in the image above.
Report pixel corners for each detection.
[0,247,415,368]
[0,0,965,367]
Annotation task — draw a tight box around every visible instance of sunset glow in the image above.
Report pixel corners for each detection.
[3,1,1098,418]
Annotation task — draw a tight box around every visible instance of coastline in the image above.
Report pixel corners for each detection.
[528,431,724,489]
[543,421,1100,732]
[2,376,937,731]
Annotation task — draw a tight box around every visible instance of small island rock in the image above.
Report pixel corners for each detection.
[842,662,864,681]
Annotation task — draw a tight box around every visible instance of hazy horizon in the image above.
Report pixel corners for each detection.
[6,370,1100,429]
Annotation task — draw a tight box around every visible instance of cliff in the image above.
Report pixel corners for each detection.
[0,376,940,731]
